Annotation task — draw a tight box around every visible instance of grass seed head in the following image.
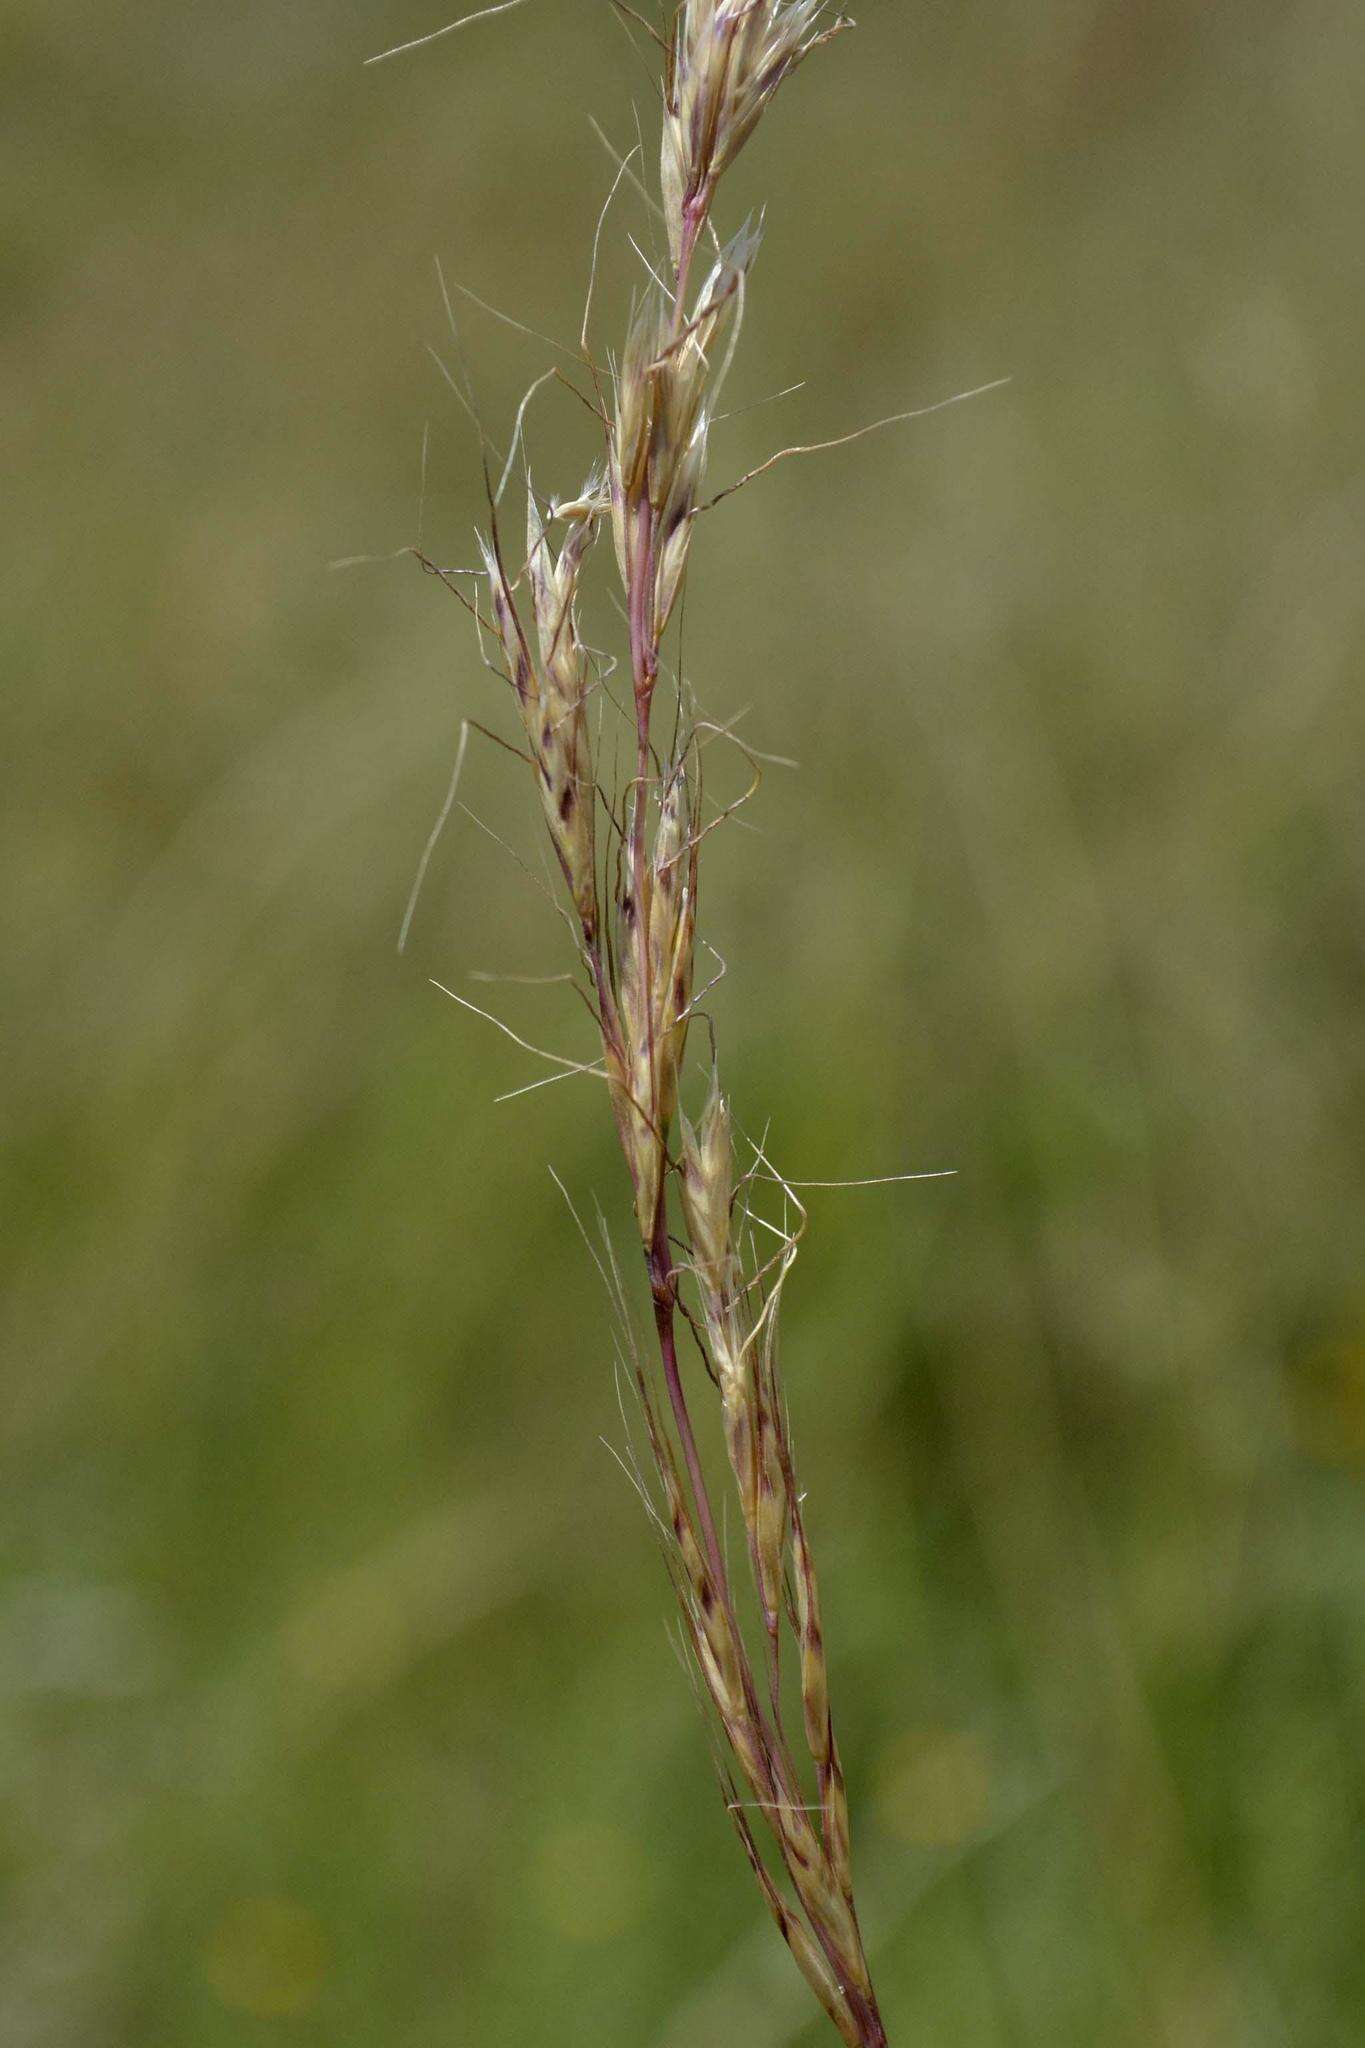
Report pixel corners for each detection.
[450,8,884,2039]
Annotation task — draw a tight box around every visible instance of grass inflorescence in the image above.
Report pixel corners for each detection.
[418,7,893,2041]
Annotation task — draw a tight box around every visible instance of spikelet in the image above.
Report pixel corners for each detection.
[752,1385,789,1630]
[640,1379,745,1724]
[478,498,601,939]
[680,1086,753,1477]
[679,1075,735,1301]
[732,1805,864,2048]
[663,2,853,264]
[524,486,601,934]
[610,291,666,600]
[792,1504,855,1904]
[609,765,698,1242]
[610,231,758,643]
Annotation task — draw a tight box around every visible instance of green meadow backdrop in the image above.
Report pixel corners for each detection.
[4,3,1362,2043]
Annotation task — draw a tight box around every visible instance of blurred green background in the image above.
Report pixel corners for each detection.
[4,2,1363,2043]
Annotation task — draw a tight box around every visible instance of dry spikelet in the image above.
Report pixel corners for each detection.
[522,487,601,932]
[662,3,854,266]
[679,1075,733,1297]
[608,763,697,1241]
